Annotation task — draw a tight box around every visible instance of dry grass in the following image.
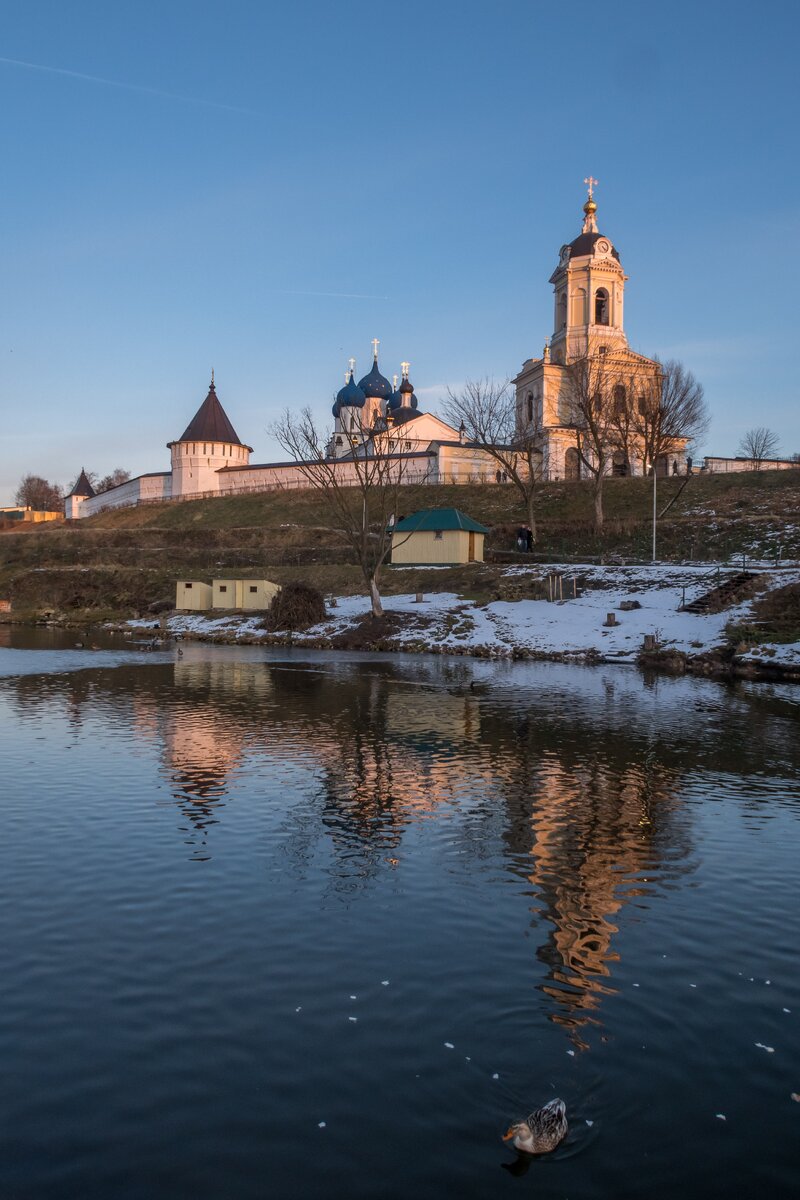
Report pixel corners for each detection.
[2,470,799,619]
[727,582,800,645]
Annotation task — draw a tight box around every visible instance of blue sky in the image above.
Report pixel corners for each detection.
[1,0,798,502]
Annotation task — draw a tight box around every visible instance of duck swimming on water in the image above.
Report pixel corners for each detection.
[502,1099,567,1154]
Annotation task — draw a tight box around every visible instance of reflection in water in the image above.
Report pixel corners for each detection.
[3,651,709,1035]
[3,646,800,1200]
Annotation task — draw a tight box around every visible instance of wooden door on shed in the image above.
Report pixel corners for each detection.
[468,531,475,561]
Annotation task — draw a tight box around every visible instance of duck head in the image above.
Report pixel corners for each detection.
[502,1122,533,1152]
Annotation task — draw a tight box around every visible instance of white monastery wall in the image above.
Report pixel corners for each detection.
[68,473,171,519]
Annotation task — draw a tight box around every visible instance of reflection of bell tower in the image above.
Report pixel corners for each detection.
[549,178,629,364]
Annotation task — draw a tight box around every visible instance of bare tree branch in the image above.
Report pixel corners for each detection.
[442,378,543,541]
[634,359,708,471]
[14,474,63,511]
[739,426,780,469]
[563,354,620,531]
[271,407,416,617]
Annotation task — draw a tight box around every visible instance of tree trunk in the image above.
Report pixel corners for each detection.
[369,576,384,618]
[593,478,604,532]
[526,494,538,544]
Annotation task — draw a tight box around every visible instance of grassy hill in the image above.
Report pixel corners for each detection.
[1,470,798,620]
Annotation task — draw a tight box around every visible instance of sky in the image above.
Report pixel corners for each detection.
[1,0,798,503]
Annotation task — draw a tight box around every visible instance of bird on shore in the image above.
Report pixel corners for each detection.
[502,1099,568,1154]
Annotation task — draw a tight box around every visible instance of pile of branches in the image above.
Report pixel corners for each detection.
[262,581,326,631]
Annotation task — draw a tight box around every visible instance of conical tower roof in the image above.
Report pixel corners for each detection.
[175,376,247,446]
[67,468,95,498]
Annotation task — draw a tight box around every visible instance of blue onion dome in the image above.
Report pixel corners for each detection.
[358,356,393,401]
[332,400,341,417]
[337,369,366,409]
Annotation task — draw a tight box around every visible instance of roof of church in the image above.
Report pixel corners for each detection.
[567,231,621,261]
[390,407,422,425]
[393,508,490,534]
[335,371,366,411]
[358,357,393,400]
[67,468,95,498]
[175,378,247,446]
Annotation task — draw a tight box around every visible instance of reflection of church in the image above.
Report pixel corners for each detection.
[513,180,688,481]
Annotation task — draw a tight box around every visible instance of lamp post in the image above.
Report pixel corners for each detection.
[651,456,657,563]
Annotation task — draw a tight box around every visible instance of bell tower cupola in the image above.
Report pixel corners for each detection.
[548,178,629,363]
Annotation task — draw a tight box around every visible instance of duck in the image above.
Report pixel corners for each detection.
[502,1099,567,1154]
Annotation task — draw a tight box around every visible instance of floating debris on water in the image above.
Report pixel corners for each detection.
[318,1121,326,1129]
[783,1008,791,1014]
[348,1017,358,1023]
[295,1007,302,1013]
[791,1093,800,1103]
[585,1119,594,1127]
[492,1073,499,1080]
[690,983,697,988]
[755,1043,775,1053]
[444,1042,454,1049]
[567,1050,575,1057]
[350,995,357,1000]
[381,980,390,986]
[716,1114,727,1121]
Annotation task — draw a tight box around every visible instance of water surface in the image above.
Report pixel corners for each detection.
[1,639,798,1199]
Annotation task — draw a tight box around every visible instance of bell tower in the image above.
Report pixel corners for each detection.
[548,178,628,364]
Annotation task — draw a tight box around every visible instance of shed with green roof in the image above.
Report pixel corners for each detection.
[390,508,489,565]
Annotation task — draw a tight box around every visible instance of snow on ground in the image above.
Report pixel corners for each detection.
[139,564,800,669]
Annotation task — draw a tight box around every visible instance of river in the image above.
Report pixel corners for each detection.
[0,633,798,1198]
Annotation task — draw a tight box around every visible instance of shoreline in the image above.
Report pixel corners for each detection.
[94,562,800,684]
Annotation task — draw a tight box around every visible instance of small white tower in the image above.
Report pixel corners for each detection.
[167,373,253,497]
[64,468,96,519]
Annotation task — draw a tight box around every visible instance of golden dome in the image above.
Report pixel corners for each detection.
[583,198,597,215]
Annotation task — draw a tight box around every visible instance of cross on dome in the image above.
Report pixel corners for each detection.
[401,361,410,378]
[584,175,598,198]
[348,357,356,373]
[371,338,380,359]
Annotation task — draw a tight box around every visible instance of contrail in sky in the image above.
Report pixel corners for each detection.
[0,55,258,115]
[279,290,390,301]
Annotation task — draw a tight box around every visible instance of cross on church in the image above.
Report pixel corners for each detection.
[584,175,598,198]
[401,361,410,378]
[371,338,380,359]
[348,357,356,374]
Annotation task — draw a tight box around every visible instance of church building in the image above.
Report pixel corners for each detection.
[65,347,495,519]
[65,183,686,519]
[513,180,687,480]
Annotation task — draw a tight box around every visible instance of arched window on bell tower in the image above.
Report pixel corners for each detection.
[594,288,609,325]
[557,292,567,331]
[526,393,534,424]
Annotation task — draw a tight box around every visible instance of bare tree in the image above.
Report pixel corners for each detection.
[14,474,63,512]
[272,407,415,617]
[442,378,543,541]
[563,354,619,531]
[634,360,708,474]
[95,468,131,494]
[739,426,780,469]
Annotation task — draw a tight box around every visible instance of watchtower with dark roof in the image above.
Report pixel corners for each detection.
[167,373,253,497]
[64,468,96,518]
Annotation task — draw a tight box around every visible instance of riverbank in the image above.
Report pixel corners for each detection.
[111,562,800,682]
